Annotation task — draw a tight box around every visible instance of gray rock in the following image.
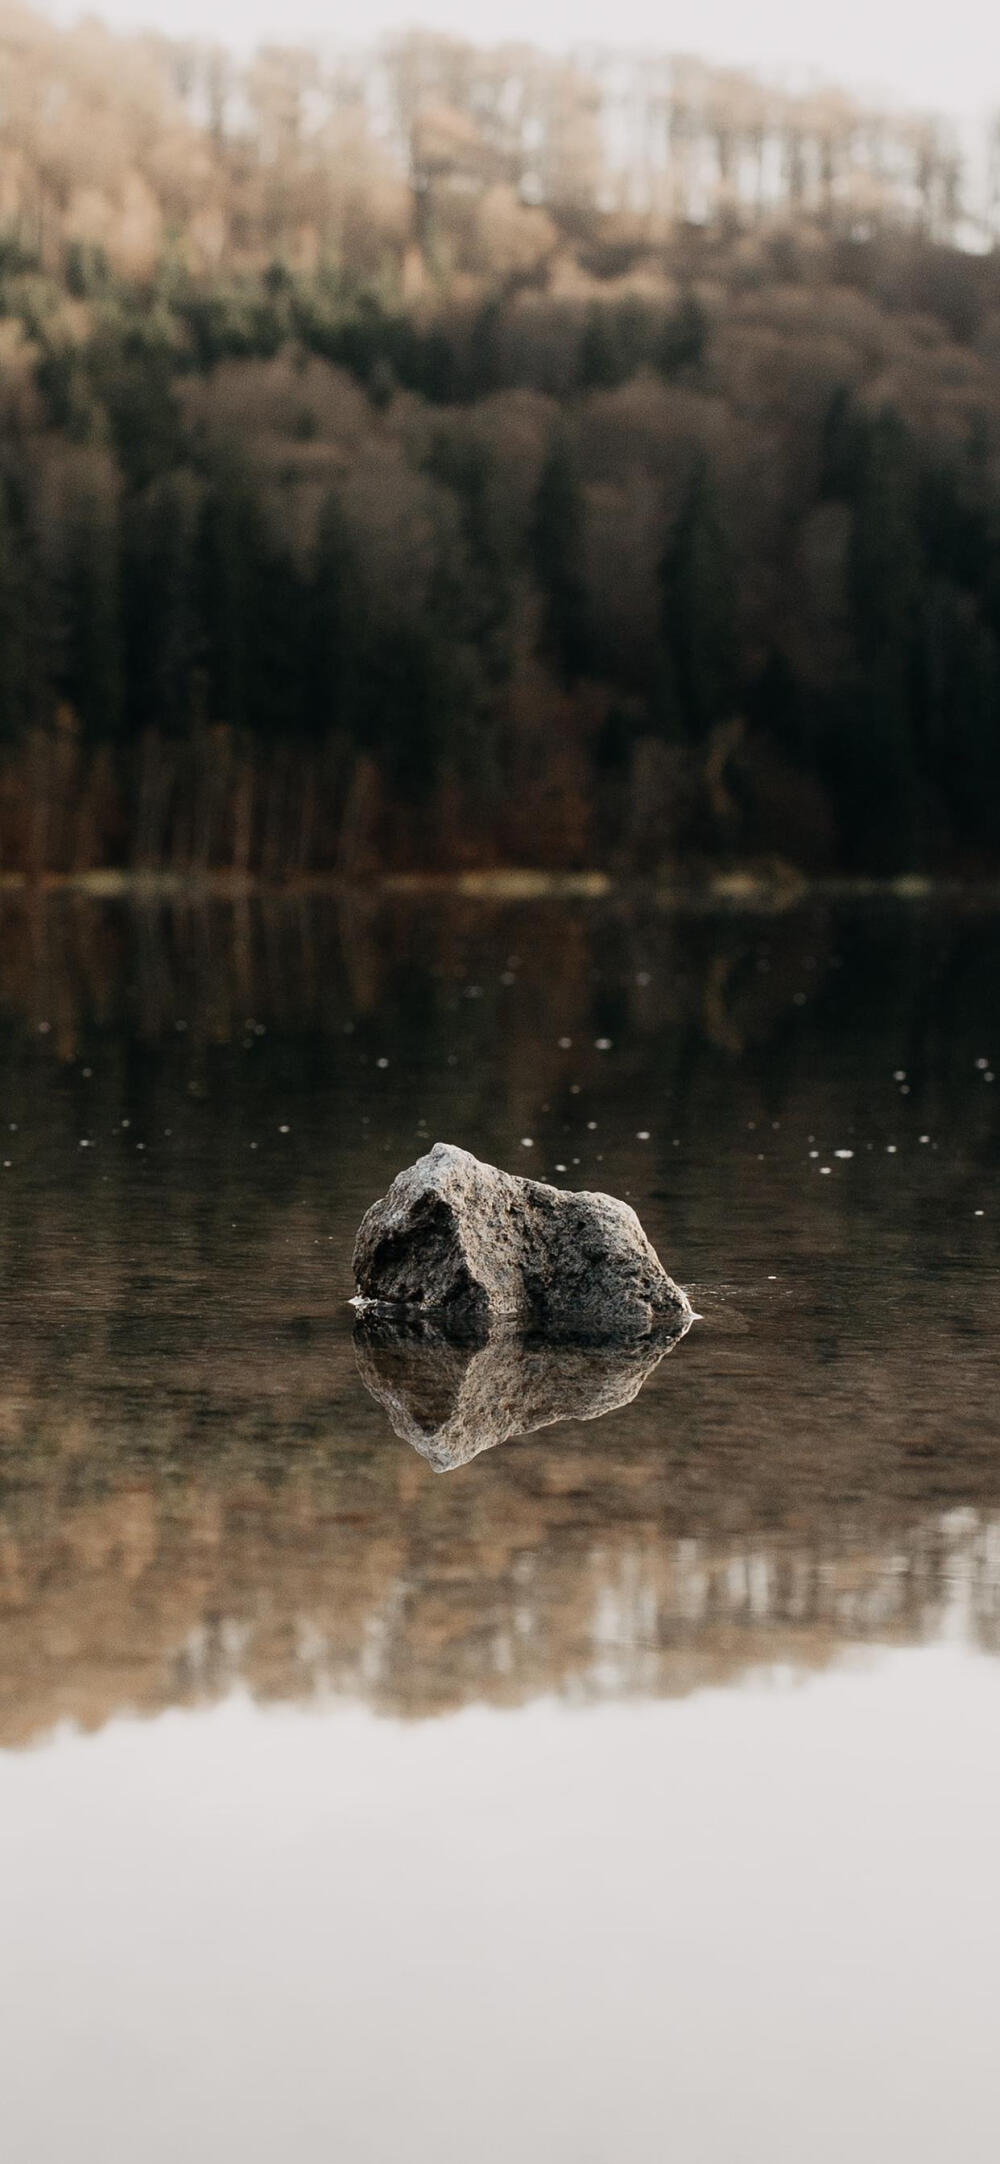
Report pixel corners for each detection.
[352,1141,692,1340]
[354,1311,691,1470]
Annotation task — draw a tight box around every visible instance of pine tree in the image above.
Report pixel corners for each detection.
[951,623,1000,849]
[0,475,48,742]
[579,307,621,390]
[658,461,737,740]
[246,529,307,744]
[122,472,201,738]
[365,618,453,803]
[848,411,920,675]
[530,437,591,685]
[655,293,706,378]
[60,486,124,740]
[819,386,863,500]
[427,434,511,681]
[466,299,505,397]
[840,409,921,866]
[196,461,260,735]
[307,493,366,744]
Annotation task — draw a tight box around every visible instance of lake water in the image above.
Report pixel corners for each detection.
[1,889,998,2162]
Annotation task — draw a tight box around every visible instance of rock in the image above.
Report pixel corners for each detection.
[352,1141,691,1340]
[354,1311,690,1471]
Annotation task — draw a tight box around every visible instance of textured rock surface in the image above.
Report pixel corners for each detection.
[352,1141,691,1340]
[354,1312,690,1470]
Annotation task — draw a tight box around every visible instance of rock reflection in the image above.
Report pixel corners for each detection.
[354,1313,691,1470]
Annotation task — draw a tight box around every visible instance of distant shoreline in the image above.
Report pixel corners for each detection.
[2,868,999,908]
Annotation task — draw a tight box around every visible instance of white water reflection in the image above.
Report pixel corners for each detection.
[4,1650,1000,2164]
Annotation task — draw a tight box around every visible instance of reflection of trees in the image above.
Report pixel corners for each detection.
[0,886,998,1103]
[1,1309,999,1747]
[0,892,996,1747]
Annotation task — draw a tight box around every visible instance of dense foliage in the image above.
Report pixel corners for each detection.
[0,14,999,872]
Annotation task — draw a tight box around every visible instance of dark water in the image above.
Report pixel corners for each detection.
[1,891,998,2161]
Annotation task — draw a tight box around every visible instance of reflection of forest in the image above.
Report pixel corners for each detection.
[1,1309,999,1747]
[0,894,996,1744]
[2,882,999,1067]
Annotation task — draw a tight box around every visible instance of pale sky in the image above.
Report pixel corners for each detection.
[45,0,1000,124]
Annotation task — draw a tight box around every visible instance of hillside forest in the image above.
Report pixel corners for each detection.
[1,5,1000,874]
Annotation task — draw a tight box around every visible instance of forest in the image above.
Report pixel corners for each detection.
[0,5,999,874]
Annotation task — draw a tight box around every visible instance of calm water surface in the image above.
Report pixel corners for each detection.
[1,891,998,2161]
